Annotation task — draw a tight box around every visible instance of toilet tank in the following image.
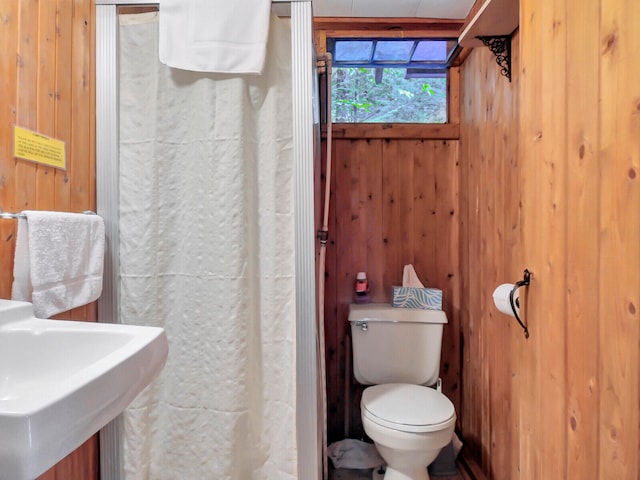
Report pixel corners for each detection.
[348,303,447,386]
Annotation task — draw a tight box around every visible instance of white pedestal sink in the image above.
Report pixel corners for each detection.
[0,299,168,480]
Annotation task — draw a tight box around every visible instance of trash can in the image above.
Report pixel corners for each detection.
[427,440,458,477]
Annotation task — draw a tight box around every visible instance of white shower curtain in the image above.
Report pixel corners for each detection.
[117,12,296,480]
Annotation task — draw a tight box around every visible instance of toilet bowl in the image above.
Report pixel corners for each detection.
[361,383,456,480]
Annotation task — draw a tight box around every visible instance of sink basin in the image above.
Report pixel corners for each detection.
[0,299,168,480]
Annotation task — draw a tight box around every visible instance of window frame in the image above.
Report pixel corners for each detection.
[315,20,463,138]
[327,37,460,70]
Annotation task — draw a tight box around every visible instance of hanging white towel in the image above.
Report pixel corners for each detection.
[402,264,425,288]
[11,217,32,303]
[158,0,271,74]
[11,211,105,319]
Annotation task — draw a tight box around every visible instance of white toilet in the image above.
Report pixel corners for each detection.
[349,303,456,480]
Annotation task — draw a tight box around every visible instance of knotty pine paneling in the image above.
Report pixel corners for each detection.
[597,0,640,475]
[37,437,99,480]
[563,2,600,479]
[459,32,520,477]
[0,1,98,479]
[323,136,460,443]
[460,0,640,477]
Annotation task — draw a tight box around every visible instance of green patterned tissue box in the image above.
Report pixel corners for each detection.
[391,286,443,310]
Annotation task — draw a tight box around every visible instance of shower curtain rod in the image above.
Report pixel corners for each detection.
[94,0,308,5]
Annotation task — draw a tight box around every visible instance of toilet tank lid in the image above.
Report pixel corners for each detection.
[348,303,447,324]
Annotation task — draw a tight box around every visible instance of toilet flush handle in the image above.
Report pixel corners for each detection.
[355,321,368,332]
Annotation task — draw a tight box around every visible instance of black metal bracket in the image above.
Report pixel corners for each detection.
[476,35,512,82]
[316,229,329,245]
[510,269,531,338]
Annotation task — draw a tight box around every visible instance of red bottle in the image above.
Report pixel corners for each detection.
[354,272,370,304]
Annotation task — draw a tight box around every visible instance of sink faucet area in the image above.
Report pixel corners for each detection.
[0,299,168,480]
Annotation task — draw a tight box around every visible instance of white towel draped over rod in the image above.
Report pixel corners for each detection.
[0,210,97,219]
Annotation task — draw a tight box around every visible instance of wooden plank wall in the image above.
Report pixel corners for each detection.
[323,132,461,443]
[0,1,98,479]
[459,31,520,478]
[460,0,640,477]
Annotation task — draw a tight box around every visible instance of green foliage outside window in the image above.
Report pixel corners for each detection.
[331,67,447,123]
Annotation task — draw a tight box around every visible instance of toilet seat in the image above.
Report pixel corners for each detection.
[362,383,455,433]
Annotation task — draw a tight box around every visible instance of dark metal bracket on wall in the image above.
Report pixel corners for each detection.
[476,35,512,82]
[510,269,531,338]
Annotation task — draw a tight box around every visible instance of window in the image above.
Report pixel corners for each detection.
[328,38,459,123]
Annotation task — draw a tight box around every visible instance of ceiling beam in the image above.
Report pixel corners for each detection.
[314,17,464,38]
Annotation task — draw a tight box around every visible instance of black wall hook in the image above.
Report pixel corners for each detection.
[509,269,531,338]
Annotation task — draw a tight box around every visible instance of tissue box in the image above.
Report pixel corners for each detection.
[391,286,443,310]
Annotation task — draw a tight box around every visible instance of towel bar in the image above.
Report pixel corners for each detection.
[0,210,96,219]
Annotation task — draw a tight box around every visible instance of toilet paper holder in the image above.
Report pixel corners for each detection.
[510,269,531,339]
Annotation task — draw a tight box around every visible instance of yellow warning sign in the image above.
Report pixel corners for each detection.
[13,125,66,170]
